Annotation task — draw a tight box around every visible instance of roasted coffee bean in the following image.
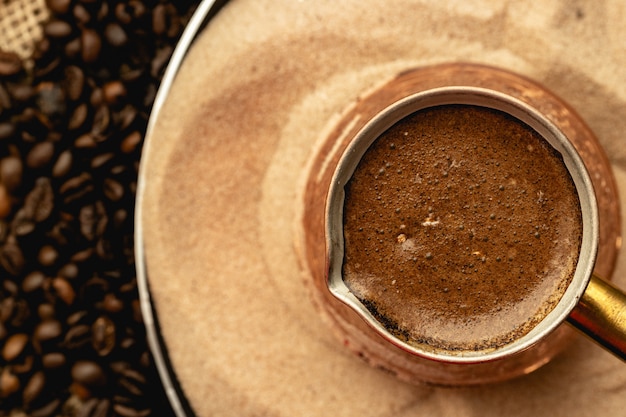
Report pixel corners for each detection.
[68,102,89,130]
[60,173,94,204]
[7,83,34,104]
[0,122,16,140]
[26,141,55,169]
[0,368,20,397]
[0,242,25,275]
[43,19,73,38]
[52,149,72,178]
[120,130,142,154]
[52,277,76,305]
[36,82,66,119]
[23,371,45,405]
[91,398,111,417]
[90,152,114,169]
[80,28,102,63]
[42,352,66,369]
[79,201,107,241]
[33,319,62,353]
[64,324,91,349]
[91,105,110,136]
[2,333,29,361]
[58,262,79,279]
[92,316,115,356]
[73,4,91,25]
[71,360,107,387]
[22,271,46,293]
[103,178,124,201]
[103,80,126,105]
[64,37,82,60]
[38,245,59,267]
[45,0,71,14]
[150,45,173,78]
[102,293,124,313]
[63,65,85,101]
[0,50,23,76]
[3,279,18,295]
[0,155,24,192]
[0,184,11,218]
[37,303,55,321]
[105,22,128,47]
[15,177,54,228]
[0,84,12,111]
[75,133,98,148]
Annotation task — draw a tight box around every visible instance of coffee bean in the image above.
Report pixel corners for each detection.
[114,4,132,24]
[26,141,55,169]
[15,178,54,230]
[0,50,23,76]
[52,277,76,305]
[103,80,126,105]
[79,201,107,241]
[91,399,111,417]
[80,28,102,63]
[91,105,110,136]
[0,368,20,397]
[38,245,59,267]
[22,271,46,293]
[8,83,35,103]
[2,333,29,361]
[3,279,18,295]
[64,37,82,60]
[92,316,115,356]
[43,19,73,38]
[152,4,167,35]
[58,262,79,279]
[0,242,25,275]
[45,0,71,14]
[120,131,142,154]
[105,23,128,47]
[90,152,114,169]
[36,82,66,120]
[103,178,124,202]
[42,352,66,369]
[23,371,45,405]
[0,155,24,192]
[73,4,91,25]
[151,45,173,78]
[60,173,94,205]
[63,66,85,101]
[37,304,55,321]
[0,185,11,219]
[64,324,90,349]
[52,150,73,178]
[0,122,15,140]
[75,133,98,148]
[0,84,11,111]
[33,319,62,353]
[102,293,124,313]
[68,103,89,130]
[71,360,107,387]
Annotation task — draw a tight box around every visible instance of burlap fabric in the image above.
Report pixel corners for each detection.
[0,0,49,62]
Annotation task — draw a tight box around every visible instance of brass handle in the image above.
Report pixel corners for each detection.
[567,274,626,360]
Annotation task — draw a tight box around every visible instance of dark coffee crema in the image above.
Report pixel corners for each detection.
[341,104,583,353]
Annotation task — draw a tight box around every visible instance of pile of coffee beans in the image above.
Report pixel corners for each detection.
[0,1,200,416]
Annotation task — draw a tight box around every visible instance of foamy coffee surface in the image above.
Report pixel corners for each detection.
[342,105,583,352]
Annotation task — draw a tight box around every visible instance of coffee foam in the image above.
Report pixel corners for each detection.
[342,105,583,352]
